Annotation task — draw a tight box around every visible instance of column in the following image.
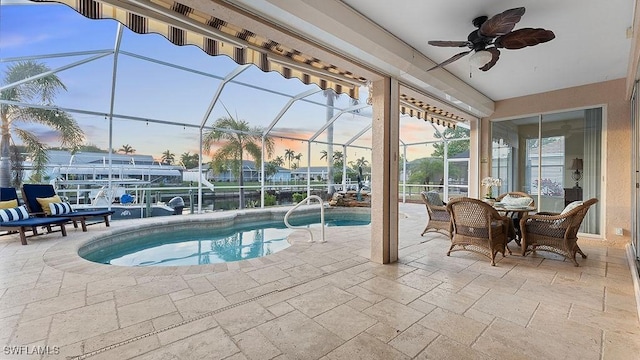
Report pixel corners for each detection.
[370,77,399,264]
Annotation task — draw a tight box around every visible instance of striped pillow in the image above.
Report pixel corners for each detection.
[0,205,29,222]
[49,202,73,215]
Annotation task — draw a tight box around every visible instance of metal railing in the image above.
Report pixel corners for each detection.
[283,195,325,243]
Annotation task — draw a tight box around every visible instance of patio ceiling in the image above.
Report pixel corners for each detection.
[225,0,636,117]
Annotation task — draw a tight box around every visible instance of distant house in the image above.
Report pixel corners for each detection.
[291,166,330,181]
[37,150,183,185]
[198,160,291,183]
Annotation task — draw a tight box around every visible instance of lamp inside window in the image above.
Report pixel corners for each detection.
[569,158,583,188]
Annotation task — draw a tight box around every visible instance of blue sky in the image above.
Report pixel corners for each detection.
[0,2,446,165]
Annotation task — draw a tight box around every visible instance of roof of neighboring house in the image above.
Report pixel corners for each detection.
[46,150,169,166]
[44,150,183,177]
[291,166,332,174]
[196,160,290,173]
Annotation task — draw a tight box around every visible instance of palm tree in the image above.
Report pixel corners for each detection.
[0,60,84,186]
[351,156,370,169]
[160,150,175,165]
[273,155,284,167]
[294,153,302,168]
[332,150,343,169]
[320,150,328,161]
[180,152,199,169]
[119,144,135,154]
[203,116,273,209]
[284,148,295,169]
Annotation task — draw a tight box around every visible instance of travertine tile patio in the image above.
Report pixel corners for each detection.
[0,203,639,359]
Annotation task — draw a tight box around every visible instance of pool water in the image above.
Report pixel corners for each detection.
[81,215,370,267]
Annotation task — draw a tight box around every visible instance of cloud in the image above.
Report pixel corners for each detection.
[0,33,49,49]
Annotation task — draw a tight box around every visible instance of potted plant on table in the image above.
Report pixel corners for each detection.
[481,177,502,205]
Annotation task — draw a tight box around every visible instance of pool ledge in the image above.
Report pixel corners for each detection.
[41,206,370,277]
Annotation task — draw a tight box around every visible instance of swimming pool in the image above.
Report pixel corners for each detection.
[79,207,370,267]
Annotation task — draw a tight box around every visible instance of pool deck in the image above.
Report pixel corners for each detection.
[0,203,639,359]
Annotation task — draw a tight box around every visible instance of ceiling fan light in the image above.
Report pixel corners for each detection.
[469,50,493,67]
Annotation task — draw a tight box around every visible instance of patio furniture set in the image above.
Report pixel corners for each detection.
[0,184,114,245]
[420,190,598,266]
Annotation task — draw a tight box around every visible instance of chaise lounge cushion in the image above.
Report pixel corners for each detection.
[36,195,63,215]
[0,205,29,222]
[0,199,18,209]
[49,202,73,215]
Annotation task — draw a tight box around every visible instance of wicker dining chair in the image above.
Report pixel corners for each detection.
[446,197,512,266]
[519,198,598,266]
[420,191,451,236]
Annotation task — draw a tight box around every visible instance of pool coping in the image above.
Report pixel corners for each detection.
[41,205,371,277]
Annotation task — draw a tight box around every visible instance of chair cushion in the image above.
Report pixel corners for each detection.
[425,191,444,206]
[561,201,583,214]
[36,195,62,215]
[502,194,533,207]
[49,202,73,215]
[0,205,30,222]
[549,201,584,229]
[0,199,18,209]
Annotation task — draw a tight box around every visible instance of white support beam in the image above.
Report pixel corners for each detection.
[200,64,252,128]
[0,52,112,92]
[344,124,372,147]
[264,88,322,135]
[309,103,369,142]
[107,24,124,210]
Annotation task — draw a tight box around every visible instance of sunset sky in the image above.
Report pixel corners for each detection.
[0,2,445,167]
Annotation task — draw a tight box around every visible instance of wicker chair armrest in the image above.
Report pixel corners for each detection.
[526,212,570,221]
[430,204,448,212]
[535,211,559,216]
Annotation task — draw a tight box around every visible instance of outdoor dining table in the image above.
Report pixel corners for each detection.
[493,203,537,246]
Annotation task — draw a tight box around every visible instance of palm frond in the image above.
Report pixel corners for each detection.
[19,107,84,147]
[14,128,48,182]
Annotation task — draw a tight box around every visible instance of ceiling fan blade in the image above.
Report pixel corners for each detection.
[428,40,471,48]
[495,28,556,49]
[427,50,472,71]
[479,7,525,37]
[479,48,500,71]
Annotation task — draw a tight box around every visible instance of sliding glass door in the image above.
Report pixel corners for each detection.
[491,108,602,235]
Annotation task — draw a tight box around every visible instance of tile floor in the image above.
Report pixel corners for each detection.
[0,203,639,359]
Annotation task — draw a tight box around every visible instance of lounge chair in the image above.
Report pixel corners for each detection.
[0,187,20,203]
[0,187,22,237]
[21,184,114,232]
[0,204,70,245]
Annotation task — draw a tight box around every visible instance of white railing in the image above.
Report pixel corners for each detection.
[284,195,325,243]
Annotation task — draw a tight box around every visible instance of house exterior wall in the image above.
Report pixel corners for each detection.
[481,78,631,245]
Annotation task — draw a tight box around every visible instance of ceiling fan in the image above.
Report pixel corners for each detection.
[427,7,555,72]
